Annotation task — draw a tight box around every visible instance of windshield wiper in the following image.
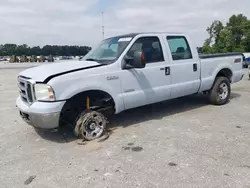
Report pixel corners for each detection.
[86,58,100,62]
[86,58,110,65]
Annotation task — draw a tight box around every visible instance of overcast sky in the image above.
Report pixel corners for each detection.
[1,0,250,47]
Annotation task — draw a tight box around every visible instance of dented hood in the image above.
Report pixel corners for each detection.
[18,60,102,83]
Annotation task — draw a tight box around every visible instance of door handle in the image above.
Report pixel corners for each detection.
[160,67,170,75]
[193,63,197,72]
[165,67,170,75]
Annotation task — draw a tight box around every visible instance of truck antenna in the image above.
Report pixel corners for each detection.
[102,12,105,39]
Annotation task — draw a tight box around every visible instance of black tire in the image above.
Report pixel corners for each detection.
[208,76,231,105]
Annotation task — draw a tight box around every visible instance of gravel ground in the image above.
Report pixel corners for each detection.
[0,67,250,188]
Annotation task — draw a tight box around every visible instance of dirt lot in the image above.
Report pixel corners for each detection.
[0,67,250,188]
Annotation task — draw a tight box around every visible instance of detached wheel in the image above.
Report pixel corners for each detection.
[74,111,107,141]
[208,76,231,105]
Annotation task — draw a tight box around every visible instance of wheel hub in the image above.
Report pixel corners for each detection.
[218,82,228,100]
[75,111,107,141]
[89,122,96,130]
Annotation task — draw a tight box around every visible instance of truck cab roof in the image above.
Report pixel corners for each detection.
[106,32,186,40]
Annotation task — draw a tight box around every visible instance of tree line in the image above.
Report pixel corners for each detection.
[0,44,92,56]
[201,14,250,54]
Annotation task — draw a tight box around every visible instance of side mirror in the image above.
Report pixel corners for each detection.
[124,51,146,69]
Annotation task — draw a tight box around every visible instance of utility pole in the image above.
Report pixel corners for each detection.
[102,12,105,39]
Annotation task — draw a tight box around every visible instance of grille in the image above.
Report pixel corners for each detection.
[18,76,34,104]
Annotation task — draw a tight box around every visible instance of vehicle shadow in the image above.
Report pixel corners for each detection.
[34,92,241,143]
[230,92,241,99]
[108,93,209,129]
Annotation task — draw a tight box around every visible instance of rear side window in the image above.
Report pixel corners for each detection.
[127,36,164,63]
[167,36,193,61]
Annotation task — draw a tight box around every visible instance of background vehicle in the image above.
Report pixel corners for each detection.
[249,66,250,79]
[243,53,250,68]
[16,32,244,140]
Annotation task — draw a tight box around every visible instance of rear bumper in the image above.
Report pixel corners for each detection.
[16,96,66,129]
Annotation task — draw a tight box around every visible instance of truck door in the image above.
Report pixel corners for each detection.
[165,35,201,98]
[120,36,172,110]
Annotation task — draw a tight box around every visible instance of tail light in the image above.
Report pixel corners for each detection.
[234,58,241,63]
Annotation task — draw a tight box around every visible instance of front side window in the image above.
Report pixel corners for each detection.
[167,36,193,61]
[127,36,164,63]
[84,36,133,64]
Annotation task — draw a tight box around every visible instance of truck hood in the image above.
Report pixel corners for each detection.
[19,60,103,82]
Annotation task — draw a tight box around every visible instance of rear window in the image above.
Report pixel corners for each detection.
[167,36,193,61]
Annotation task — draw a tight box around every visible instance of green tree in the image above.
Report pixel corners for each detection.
[16,44,30,56]
[214,29,233,53]
[205,20,224,47]
[202,39,215,54]
[227,14,248,47]
[30,46,41,56]
[0,43,92,57]
[1,44,17,56]
[202,14,250,53]
[243,31,250,52]
[0,45,3,56]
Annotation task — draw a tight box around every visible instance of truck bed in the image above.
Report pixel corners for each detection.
[199,52,244,92]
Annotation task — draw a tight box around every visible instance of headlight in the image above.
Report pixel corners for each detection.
[34,84,55,101]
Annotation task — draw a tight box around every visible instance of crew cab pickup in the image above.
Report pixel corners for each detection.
[16,32,244,140]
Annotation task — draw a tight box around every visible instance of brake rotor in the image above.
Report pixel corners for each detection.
[74,111,107,141]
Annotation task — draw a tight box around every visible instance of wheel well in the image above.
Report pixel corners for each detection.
[216,68,233,82]
[59,90,115,127]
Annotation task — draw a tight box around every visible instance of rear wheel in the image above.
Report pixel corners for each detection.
[208,76,231,105]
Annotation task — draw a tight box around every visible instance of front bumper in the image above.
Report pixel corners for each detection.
[16,96,66,129]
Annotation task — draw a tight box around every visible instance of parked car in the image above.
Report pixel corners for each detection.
[248,66,250,79]
[16,32,244,140]
[47,55,54,62]
[242,53,250,68]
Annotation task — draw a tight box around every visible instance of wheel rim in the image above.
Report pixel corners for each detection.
[77,111,106,140]
[218,82,228,100]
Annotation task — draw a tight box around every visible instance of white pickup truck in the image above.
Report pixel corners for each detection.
[16,32,244,140]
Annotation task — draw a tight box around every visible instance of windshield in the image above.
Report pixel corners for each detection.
[83,36,133,63]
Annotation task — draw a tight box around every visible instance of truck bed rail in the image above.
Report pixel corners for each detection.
[199,52,243,59]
